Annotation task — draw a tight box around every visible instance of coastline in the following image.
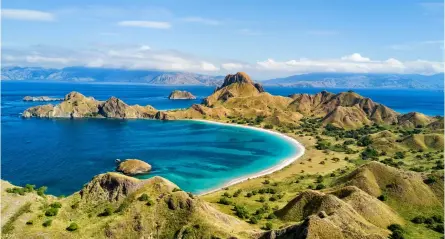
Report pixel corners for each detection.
[187,119,306,196]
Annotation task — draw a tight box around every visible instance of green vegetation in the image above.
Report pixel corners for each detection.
[388,224,405,239]
[42,219,52,227]
[66,222,79,231]
[45,207,59,216]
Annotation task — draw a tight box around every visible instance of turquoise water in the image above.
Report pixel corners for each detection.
[2,81,443,195]
[2,87,297,195]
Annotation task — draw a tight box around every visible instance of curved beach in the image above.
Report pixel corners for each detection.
[190,119,306,196]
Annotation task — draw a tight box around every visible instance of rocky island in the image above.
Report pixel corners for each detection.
[23,96,63,102]
[168,90,196,100]
[116,159,152,176]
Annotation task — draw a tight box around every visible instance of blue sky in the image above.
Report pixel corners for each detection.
[2,0,444,79]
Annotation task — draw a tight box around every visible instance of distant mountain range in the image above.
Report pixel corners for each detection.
[2,67,444,89]
[0,66,225,86]
[262,73,444,89]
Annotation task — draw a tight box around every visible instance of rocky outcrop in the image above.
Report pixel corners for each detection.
[168,90,196,100]
[80,172,144,203]
[116,159,152,176]
[203,72,265,107]
[22,91,157,119]
[23,96,63,102]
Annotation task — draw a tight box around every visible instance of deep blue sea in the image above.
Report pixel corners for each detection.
[1,81,443,195]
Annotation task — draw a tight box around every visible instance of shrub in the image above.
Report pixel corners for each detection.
[258,196,266,203]
[42,219,52,227]
[361,147,379,160]
[249,216,259,224]
[387,224,404,239]
[263,180,270,184]
[233,189,242,197]
[223,192,231,197]
[37,186,47,196]
[45,208,59,217]
[50,202,62,208]
[315,184,326,190]
[252,190,258,195]
[146,199,154,206]
[316,175,324,183]
[424,175,437,184]
[432,215,443,223]
[218,197,231,205]
[267,213,277,219]
[411,216,426,224]
[424,217,434,225]
[24,184,35,192]
[357,136,372,146]
[138,193,149,201]
[264,125,273,129]
[234,205,249,219]
[394,151,405,159]
[99,206,114,217]
[246,192,253,198]
[26,220,33,225]
[377,194,387,201]
[172,188,182,192]
[265,222,273,230]
[432,223,444,233]
[6,187,26,195]
[66,222,79,231]
[269,196,277,201]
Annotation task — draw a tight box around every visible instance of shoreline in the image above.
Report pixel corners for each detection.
[187,119,306,196]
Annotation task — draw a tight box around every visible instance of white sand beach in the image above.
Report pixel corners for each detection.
[189,119,306,196]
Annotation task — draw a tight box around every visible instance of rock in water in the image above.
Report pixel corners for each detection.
[168,90,196,100]
[117,159,152,176]
[23,96,63,102]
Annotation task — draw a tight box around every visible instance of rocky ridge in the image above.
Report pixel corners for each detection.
[22,72,440,130]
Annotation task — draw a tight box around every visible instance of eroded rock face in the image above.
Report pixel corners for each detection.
[23,96,63,102]
[168,90,197,100]
[22,91,158,119]
[117,159,152,176]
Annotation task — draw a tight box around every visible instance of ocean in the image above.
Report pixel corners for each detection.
[1,81,443,195]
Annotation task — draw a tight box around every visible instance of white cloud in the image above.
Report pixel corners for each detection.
[253,55,443,75]
[222,63,246,71]
[341,53,371,62]
[117,21,171,29]
[182,17,220,25]
[3,45,443,77]
[1,9,55,21]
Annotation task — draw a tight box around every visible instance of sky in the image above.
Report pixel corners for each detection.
[1,0,444,79]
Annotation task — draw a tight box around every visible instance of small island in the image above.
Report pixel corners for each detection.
[116,159,152,176]
[168,90,196,100]
[23,96,63,102]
